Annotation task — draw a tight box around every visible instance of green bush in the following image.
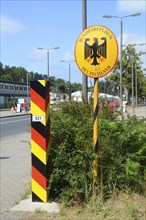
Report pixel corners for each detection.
[49,102,94,204]
[49,101,146,204]
[98,117,146,196]
[6,101,13,108]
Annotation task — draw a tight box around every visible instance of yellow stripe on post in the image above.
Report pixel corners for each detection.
[31,140,47,165]
[31,101,46,126]
[32,179,48,203]
[38,79,47,87]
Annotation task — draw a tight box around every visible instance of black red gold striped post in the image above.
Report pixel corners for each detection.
[93,78,98,187]
[30,76,50,202]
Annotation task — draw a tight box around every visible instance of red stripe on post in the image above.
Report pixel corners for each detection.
[30,88,46,112]
[32,166,47,189]
[31,127,46,151]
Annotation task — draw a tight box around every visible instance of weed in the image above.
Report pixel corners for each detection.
[20,181,31,200]
[35,208,47,214]
[125,203,138,219]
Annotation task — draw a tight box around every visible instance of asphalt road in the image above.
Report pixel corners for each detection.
[0,115,31,140]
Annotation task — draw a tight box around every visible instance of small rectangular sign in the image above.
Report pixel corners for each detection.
[32,115,44,122]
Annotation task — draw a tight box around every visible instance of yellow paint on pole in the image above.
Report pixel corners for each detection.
[32,179,48,203]
[31,140,47,165]
[93,79,99,184]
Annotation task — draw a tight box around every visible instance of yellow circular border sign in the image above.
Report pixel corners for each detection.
[75,25,118,78]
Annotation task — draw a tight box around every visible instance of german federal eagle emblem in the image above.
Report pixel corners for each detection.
[75,25,118,78]
[84,37,107,66]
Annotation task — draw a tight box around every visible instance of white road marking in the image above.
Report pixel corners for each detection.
[0,118,29,125]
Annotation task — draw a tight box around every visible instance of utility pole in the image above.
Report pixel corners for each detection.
[61,60,75,101]
[82,0,88,103]
[103,13,141,117]
[37,47,60,80]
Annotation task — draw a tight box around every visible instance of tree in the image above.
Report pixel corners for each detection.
[71,82,82,93]
[0,62,4,79]
[58,84,66,94]
[104,45,145,104]
[1,74,13,81]
[0,62,82,95]
[3,65,28,82]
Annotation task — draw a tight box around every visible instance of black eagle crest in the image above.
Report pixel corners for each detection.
[84,37,107,65]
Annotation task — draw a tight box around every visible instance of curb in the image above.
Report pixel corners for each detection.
[0,113,30,119]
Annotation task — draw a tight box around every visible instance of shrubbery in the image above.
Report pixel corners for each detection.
[98,115,146,197]
[6,101,13,108]
[49,101,146,204]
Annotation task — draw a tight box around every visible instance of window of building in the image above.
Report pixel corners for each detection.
[5,85,9,90]
[15,86,18,90]
[0,84,3,90]
[19,86,23,91]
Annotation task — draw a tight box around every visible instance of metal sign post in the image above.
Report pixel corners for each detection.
[93,78,99,186]
[30,76,50,202]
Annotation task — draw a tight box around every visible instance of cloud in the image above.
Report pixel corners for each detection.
[27,48,46,60]
[62,45,76,61]
[116,0,146,13]
[116,32,146,48]
[1,15,25,33]
[116,32,146,67]
[62,52,74,61]
[27,47,61,61]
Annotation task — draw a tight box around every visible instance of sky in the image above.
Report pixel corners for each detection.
[1,0,146,84]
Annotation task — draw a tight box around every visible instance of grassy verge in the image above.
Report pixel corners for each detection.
[20,191,145,220]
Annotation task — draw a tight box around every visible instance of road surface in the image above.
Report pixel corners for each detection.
[0,115,31,140]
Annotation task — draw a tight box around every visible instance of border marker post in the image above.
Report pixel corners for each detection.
[30,75,50,202]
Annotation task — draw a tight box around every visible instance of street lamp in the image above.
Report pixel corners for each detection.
[103,13,141,116]
[134,53,146,108]
[129,43,146,113]
[135,62,143,107]
[26,72,29,97]
[37,47,60,79]
[61,60,75,101]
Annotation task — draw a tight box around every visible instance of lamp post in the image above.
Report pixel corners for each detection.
[120,43,145,112]
[135,63,138,108]
[27,72,29,97]
[135,62,143,108]
[37,47,60,79]
[103,13,141,116]
[130,44,146,113]
[131,59,135,113]
[143,68,146,105]
[61,60,75,101]
[82,0,88,103]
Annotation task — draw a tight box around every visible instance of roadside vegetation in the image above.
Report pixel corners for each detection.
[21,190,146,220]
[49,101,146,200]
[43,101,145,219]
[21,100,146,219]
